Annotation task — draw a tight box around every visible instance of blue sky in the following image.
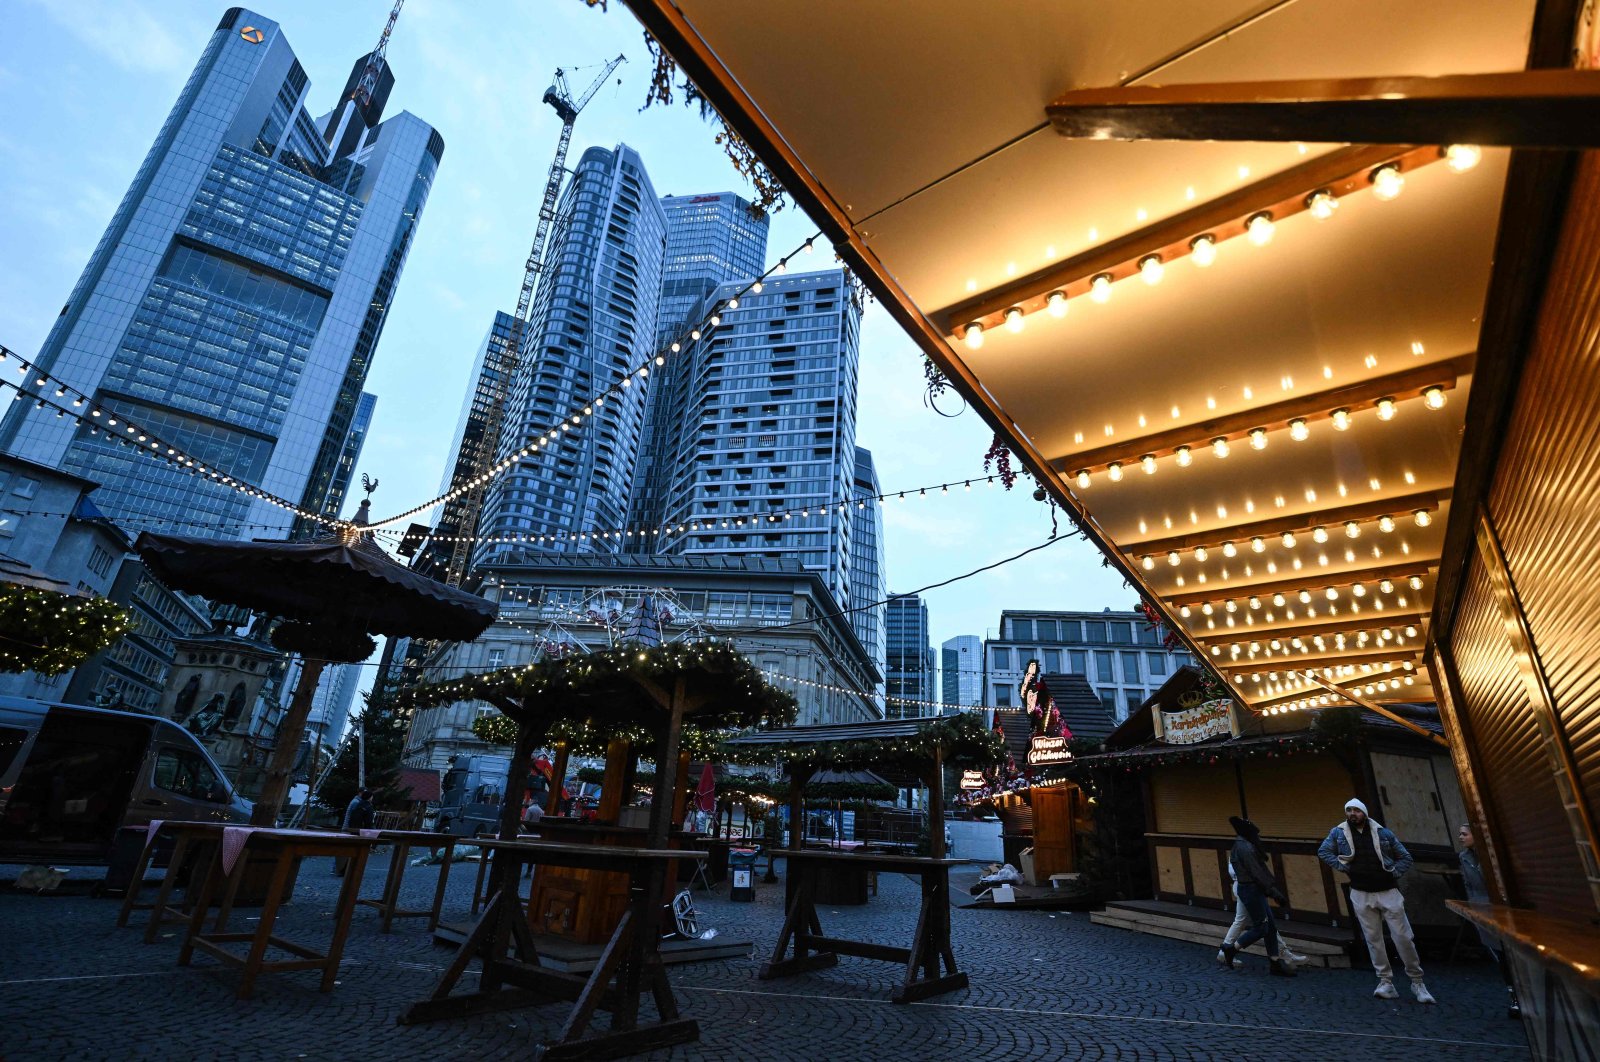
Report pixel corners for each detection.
[0,0,1135,689]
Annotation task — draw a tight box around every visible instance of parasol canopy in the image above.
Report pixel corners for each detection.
[695,761,716,814]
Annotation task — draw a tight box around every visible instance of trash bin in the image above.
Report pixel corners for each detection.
[729,847,760,902]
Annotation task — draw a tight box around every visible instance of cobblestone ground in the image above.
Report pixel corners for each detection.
[0,855,1528,1062]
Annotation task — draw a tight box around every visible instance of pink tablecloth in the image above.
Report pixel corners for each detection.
[145,819,165,846]
[359,829,383,839]
[220,827,352,874]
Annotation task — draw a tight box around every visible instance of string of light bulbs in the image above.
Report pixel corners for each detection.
[1177,570,1429,624]
[0,345,343,530]
[1205,621,1423,663]
[954,143,1483,350]
[1257,663,1421,714]
[1134,498,1440,571]
[364,232,829,531]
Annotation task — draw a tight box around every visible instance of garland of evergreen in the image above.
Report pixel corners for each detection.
[0,584,129,675]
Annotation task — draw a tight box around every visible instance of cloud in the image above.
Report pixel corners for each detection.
[23,0,191,76]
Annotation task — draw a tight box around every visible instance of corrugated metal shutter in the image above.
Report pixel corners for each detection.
[1452,558,1591,916]
[1240,756,1353,840]
[1150,764,1238,836]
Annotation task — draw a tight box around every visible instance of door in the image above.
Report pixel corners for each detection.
[142,743,236,826]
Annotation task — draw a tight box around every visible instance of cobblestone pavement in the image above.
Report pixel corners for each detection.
[0,855,1529,1061]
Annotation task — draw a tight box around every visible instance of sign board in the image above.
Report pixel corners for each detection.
[1026,734,1073,766]
[1160,695,1233,744]
[959,769,986,790]
[732,868,752,889]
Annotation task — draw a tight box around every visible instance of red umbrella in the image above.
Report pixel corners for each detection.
[695,763,716,814]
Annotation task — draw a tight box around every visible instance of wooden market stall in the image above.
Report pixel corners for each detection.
[723,712,1003,1002]
[394,641,794,1060]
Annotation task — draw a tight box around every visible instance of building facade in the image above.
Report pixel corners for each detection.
[405,553,881,769]
[0,9,441,539]
[849,447,886,701]
[636,269,862,613]
[885,593,936,716]
[941,634,982,709]
[985,609,1195,721]
[474,144,667,561]
[324,391,376,521]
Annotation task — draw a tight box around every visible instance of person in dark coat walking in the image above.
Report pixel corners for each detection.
[1220,816,1296,977]
[334,789,375,876]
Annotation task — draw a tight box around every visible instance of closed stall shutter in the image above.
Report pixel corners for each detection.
[1453,559,1591,917]
[1240,756,1353,840]
[1149,764,1238,836]
[1369,752,1454,847]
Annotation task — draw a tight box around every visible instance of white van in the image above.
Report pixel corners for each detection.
[0,697,251,865]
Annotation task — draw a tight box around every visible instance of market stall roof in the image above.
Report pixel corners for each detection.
[625,0,1564,717]
[722,711,1004,776]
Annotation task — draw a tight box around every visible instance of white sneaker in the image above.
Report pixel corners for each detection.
[1412,982,1437,1005]
[1282,948,1309,965]
[1374,980,1399,1000]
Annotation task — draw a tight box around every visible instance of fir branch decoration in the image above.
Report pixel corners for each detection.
[0,585,129,675]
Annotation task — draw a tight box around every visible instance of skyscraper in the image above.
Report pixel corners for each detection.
[886,593,935,716]
[629,192,768,535]
[326,391,377,518]
[941,634,982,709]
[637,268,863,611]
[0,9,441,539]
[850,447,886,696]
[475,144,667,560]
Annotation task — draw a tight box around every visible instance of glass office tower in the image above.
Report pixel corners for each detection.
[850,446,886,691]
[0,8,441,538]
[886,593,936,716]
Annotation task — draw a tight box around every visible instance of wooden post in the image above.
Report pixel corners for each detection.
[598,737,631,824]
[545,741,569,814]
[646,678,688,849]
[670,749,692,833]
[928,745,947,860]
[787,765,813,853]
[251,656,326,826]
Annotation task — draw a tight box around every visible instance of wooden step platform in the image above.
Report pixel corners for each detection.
[432,921,750,970]
[1090,900,1353,968]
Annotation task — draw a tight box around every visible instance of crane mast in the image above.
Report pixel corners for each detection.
[352,0,405,107]
[444,55,626,588]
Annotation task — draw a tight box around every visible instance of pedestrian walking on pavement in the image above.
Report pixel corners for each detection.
[1218,840,1308,968]
[334,788,375,877]
[1458,822,1521,1019]
[1317,797,1435,1004]
[1219,816,1296,977]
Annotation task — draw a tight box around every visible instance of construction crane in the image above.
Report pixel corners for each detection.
[443,54,626,588]
[351,0,405,109]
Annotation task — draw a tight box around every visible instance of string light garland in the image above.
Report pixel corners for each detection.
[0,584,130,675]
[1132,495,1443,570]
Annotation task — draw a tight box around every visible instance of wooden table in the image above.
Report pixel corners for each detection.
[762,850,970,1003]
[177,828,378,999]
[400,838,705,1061]
[115,821,228,944]
[354,828,450,933]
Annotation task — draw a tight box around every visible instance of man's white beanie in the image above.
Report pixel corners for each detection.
[1345,797,1368,814]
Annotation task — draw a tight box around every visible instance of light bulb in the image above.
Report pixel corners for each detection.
[1371,164,1405,201]
[1211,436,1231,458]
[727,297,739,309]
[691,329,701,340]
[1222,541,1238,558]
[1005,307,1025,333]
[1423,385,1446,409]
[752,281,763,293]
[1180,605,1192,618]
[1249,428,1267,450]
[1273,593,1286,607]
[1139,254,1164,285]
[1141,555,1154,571]
[1246,212,1275,246]
[1089,273,1113,303]
[1299,590,1314,604]
[1190,234,1217,267]
[1331,407,1352,431]
[655,355,665,366]
[1413,508,1432,527]
[964,323,985,350]
[1405,625,1418,637]
[1225,599,1238,613]
[1306,189,1338,220]
[1345,521,1361,539]
[1408,575,1424,590]
[1194,546,1209,562]
[1281,531,1296,548]
[1201,602,1214,615]
[1140,453,1157,475]
[670,342,681,353]
[1375,397,1396,421]
[1175,445,1192,467]
[710,314,721,326]
[803,238,814,254]
[1379,579,1395,594]
[1251,536,1266,553]
[1107,461,1124,482]
[1168,551,1181,567]
[1353,583,1367,597]
[1378,514,1396,533]
[1074,469,1090,489]
[1444,144,1482,173]
[1287,417,1309,442]
[1047,291,1068,317]
[1326,586,1340,600]
[1250,597,1262,610]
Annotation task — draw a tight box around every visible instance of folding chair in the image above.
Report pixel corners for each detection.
[670,889,699,938]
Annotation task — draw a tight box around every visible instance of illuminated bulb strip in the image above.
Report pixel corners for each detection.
[1126,503,1439,566]
[1174,570,1433,617]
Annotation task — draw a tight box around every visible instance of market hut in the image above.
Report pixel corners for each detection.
[623,1,1600,1047]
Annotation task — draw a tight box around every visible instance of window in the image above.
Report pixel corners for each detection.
[153,747,228,803]
[1043,649,1061,673]
[991,647,1011,670]
[487,648,506,669]
[1009,618,1033,639]
[994,686,1012,707]
[1109,621,1133,643]
[87,545,115,579]
[1126,690,1146,713]
[1100,691,1117,714]
[0,511,17,538]
[1095,652,1114,683]
[1068,650,1086,675]
[1083,621,1107,644]
[12,477,38,500]
[1121,651,1142,682]
[1147,653,1169,677]
[1139,625,1162,646]
[1036,619,1057,641]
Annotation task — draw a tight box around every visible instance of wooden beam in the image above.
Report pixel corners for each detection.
[940,144,1431,334]
[1304,674,1448,747]
[1168,559,1434,608]
[1045,70,1600,147]
[1055,354,1473,474]
[1124,490,1445,558]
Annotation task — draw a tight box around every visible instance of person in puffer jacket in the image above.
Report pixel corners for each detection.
[1219,816,1295,977]
[1317,797,1435,1004]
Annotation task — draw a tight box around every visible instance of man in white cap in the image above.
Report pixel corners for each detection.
[1318,797,1435,1003]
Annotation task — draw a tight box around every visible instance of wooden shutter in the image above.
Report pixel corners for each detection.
[1149,764,1238,836]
